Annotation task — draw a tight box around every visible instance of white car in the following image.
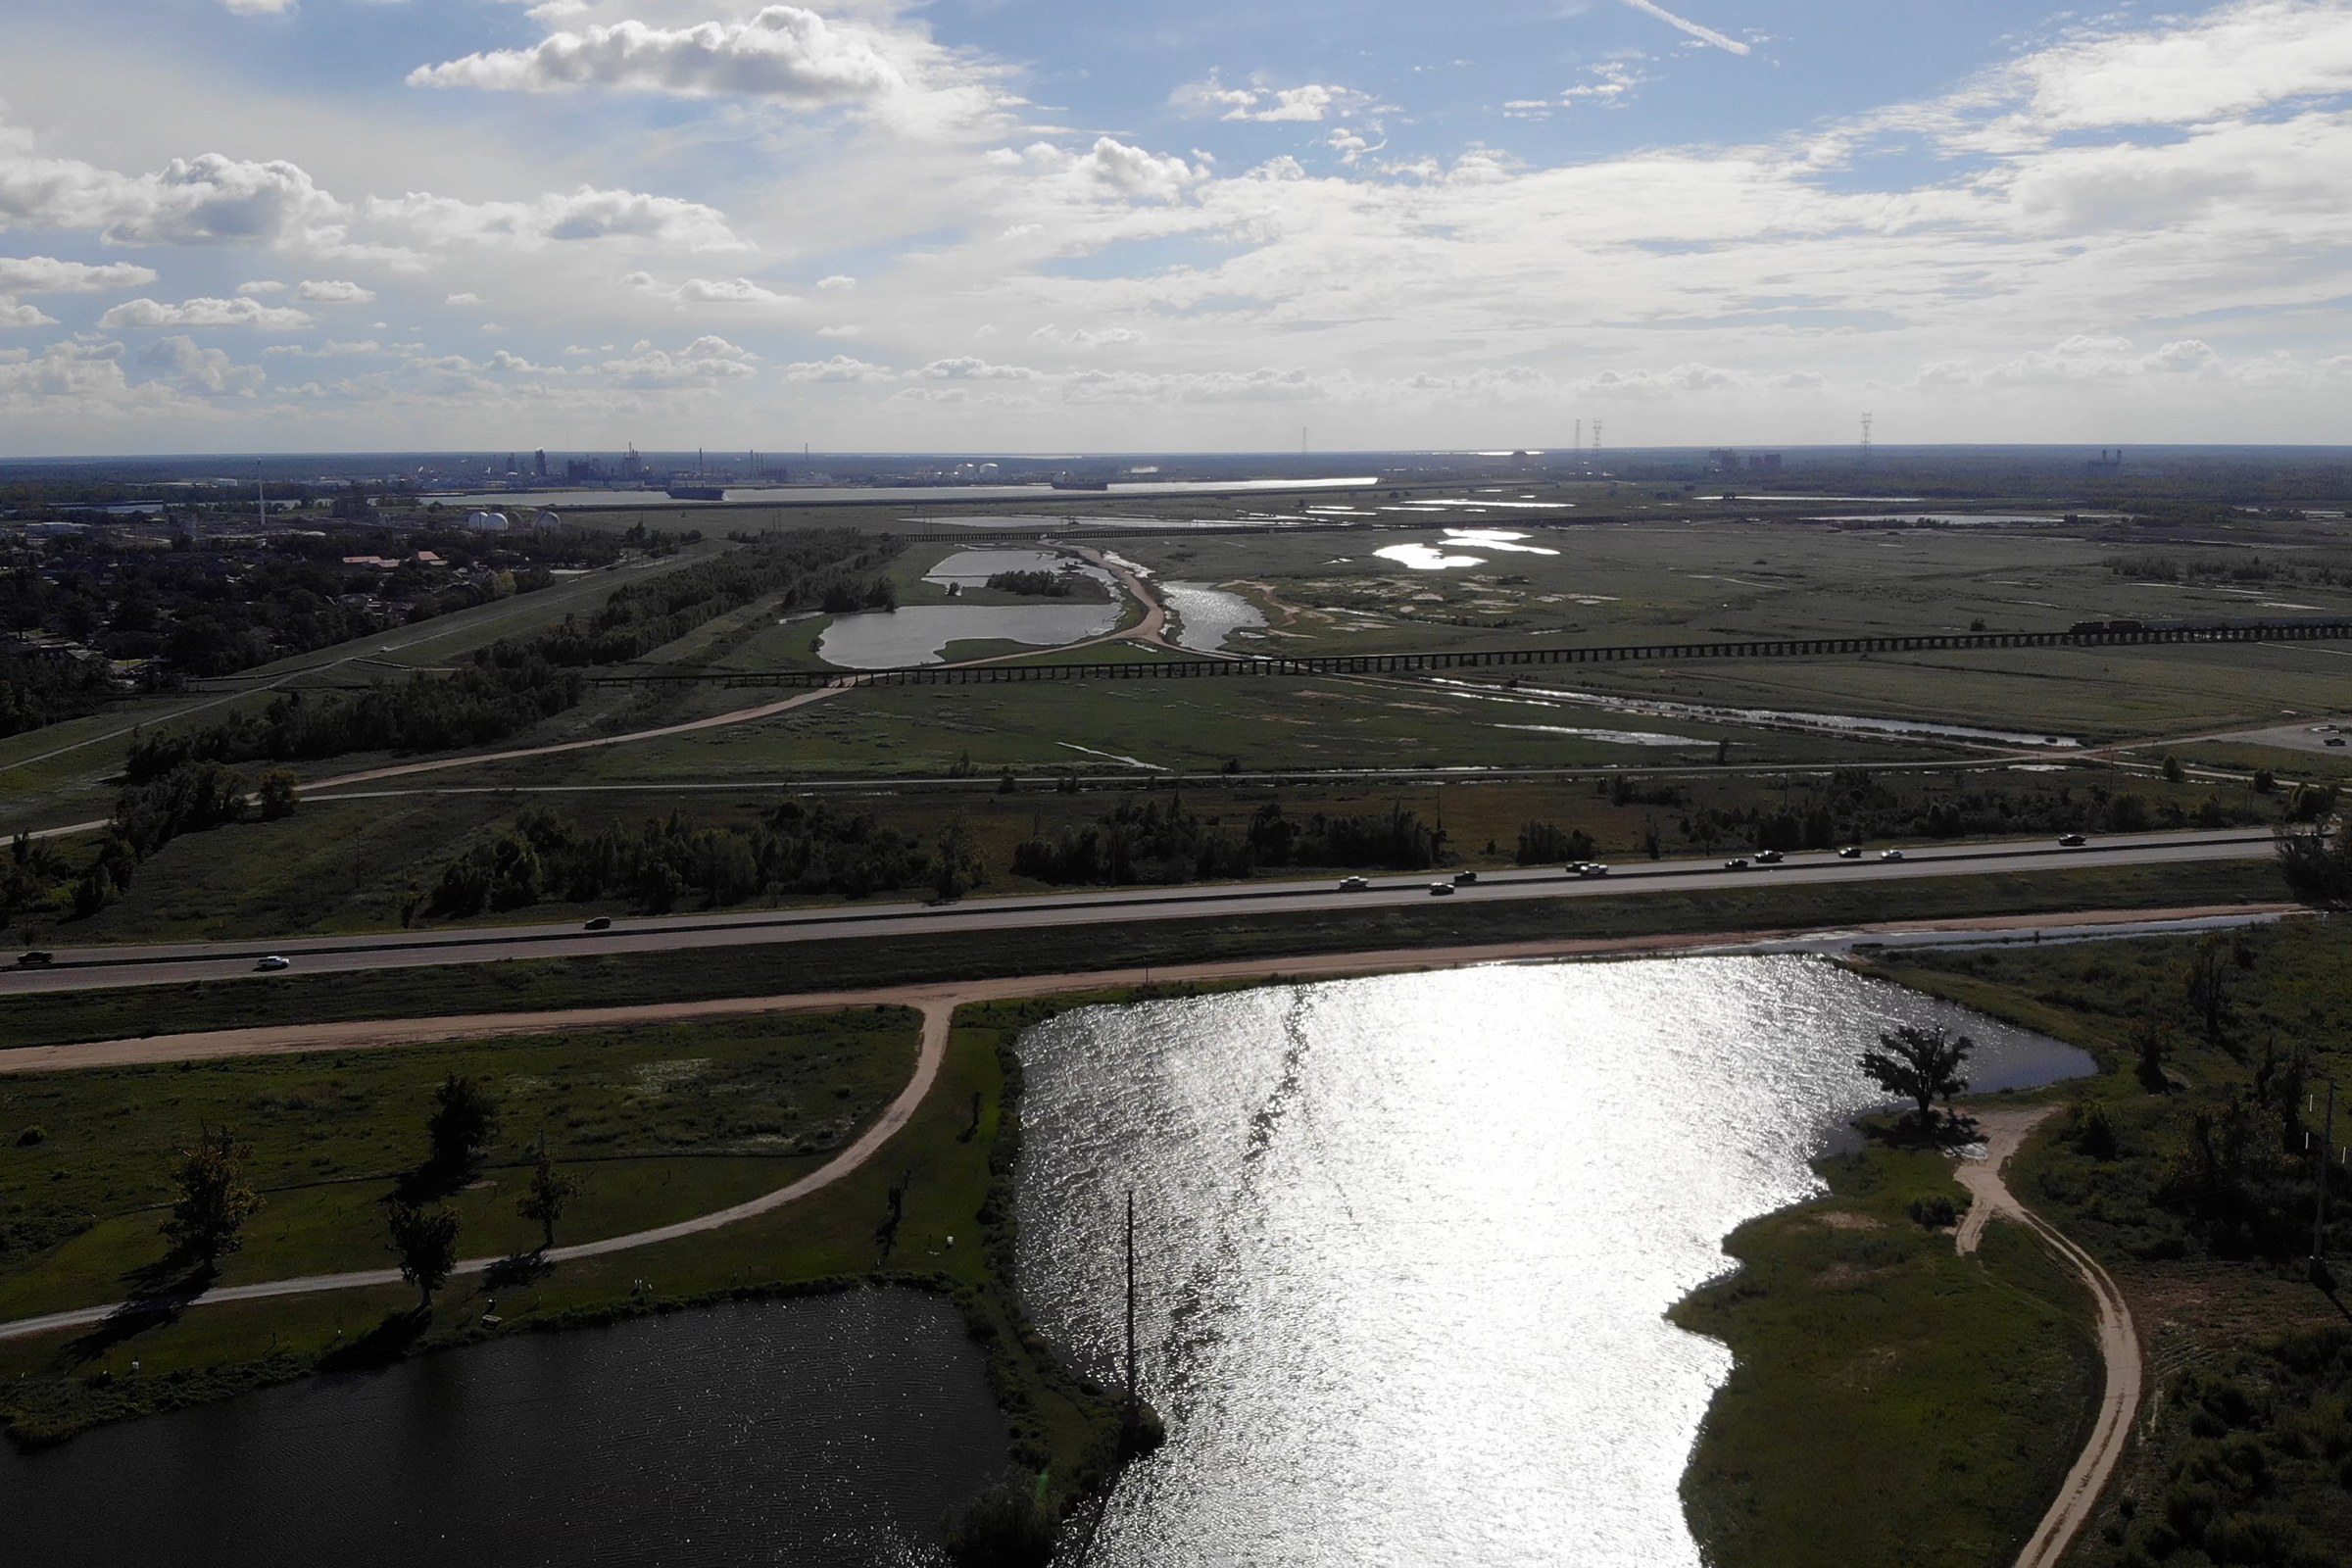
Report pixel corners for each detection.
[1880,849,1906,862]
[254,955,292,971]
[1580,862,1611,878]
[1339,876,1370,892]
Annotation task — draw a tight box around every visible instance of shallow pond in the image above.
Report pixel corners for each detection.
[0,1289,1005,1568]
[921,549,1114,594]
[1161,582,1269,653]
[1014,956,2091,1566]
[816,602,1119,667]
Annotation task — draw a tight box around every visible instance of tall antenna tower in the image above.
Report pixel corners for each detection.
[1575,417,1583,463]
[1592,419,1603,463]
[1860,413,1875,466]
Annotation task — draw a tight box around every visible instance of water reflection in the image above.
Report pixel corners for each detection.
[1161,582,1269,653]
[815,603,1118,667]
[1014,956,2089,1566]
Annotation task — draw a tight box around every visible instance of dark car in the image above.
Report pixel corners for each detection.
[1452,870,1479,886]
[15,950,52,966]
[1725,858,1751,870]
[1755,850,1784,864]
[584,916,613,931]
[2057,833,2087,849]
[1837,846,1863,859]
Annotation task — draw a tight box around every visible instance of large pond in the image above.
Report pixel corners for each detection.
[0,1290,1005,1568]
[1013,956,2091,1566]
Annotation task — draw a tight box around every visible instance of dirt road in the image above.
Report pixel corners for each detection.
[1954,1104,2144,1568]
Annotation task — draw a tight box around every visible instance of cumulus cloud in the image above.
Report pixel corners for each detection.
[0,295,58,327]
[914,356,1036,380]
[815,273,856,291]
[295,278,375,303]
[368,185,747,252]
[1173,77,1372,123]
[0,256,159,293]
[137,334,266,396]
[445,292,482,305]
[97,296,314,330]
[989,138,1206,203]
[1029,323,1145,350]
[782,354,893,382]
[411,8,903,105]
[626,271,794,306]
[600,334,760,387]
[262,339,385,358]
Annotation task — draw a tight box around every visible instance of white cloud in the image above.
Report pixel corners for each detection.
[237,279,288,296]
[413,9,900,103]
[137,334,266,396]
[296,278,375,303]
[367,186,747,252]
[600,333,760,387]
[782,354,892,382]
[0,256,159,293]
[220,0,296,13]
[914,356,1037,380]
[815,323,860,337]
[627,271,795,306]
[445,292,483,305]
[97,296,314,330]
[1029,323,1145,350]
[262,339,385,358]
[2000,0,2352,132]
[1173,77,1372,123]
[815,273,856,291]
[990,137,1206,203]
[0,295,58,328]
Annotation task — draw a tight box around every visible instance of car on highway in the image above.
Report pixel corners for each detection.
[583,916,613,930]
[2057,833,2087,848]
[1755,850,1784,864]
[254,955,292,972]
[1838,846,1862,859]
[1725,858,1751,870]
[15,950,52,966]
[1339,876,1370,892]
[1578,862,1610,878]
[1428,881,1456,896]
[2330,737,2347,749]
[1880,849,1906,862]
[1452,870,1479,886]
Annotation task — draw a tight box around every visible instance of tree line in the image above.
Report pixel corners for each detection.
[120,531,895,779]
[1010,799,1446,886]
[420,798,972,919]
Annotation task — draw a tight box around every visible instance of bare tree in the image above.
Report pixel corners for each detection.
[1858,1025,1974,1128]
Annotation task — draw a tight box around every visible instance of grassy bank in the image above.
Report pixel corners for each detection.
[0,991,1160,1545]
[0,859,2295,1054]
[1870,921,2352,1567]
[0,1010,917,1322]
[1676,1128,2102,1568]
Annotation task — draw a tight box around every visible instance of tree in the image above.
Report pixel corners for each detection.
[425,1073,501,1178]
[257,768,300,820]
[163,1127,263,1266]
[1858,1025,1974,1128]
[2131,1017,2172,1093]
[386,1200,462,1311]
[933,812,983,903]
[2184,934,2235,1044]
[516,1131,581,1252]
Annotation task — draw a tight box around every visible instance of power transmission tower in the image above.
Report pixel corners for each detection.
[1860,413,1875,466]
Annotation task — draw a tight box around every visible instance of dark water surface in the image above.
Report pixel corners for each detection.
[0,1290,1004,1568]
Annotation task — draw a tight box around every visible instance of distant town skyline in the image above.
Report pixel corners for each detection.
[3,0,2350,455]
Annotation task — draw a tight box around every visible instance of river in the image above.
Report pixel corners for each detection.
[1014,956,2090,1565]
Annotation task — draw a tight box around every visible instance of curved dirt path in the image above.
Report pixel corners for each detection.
[0,1000,954,1346]
[1954,1104,2143,1568]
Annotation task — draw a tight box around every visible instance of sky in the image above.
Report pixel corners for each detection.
[1,0,2350,455]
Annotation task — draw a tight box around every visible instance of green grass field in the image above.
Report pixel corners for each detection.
[1675,1136,2101,1568]
[0,1010,918,1322]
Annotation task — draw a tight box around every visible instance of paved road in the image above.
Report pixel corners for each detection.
[0,828,2280,996]
[1955,1106,2144,1568]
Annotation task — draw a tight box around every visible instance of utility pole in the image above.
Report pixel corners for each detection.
[2317,1077,2337,1279]
[1123,1188,1140,1425]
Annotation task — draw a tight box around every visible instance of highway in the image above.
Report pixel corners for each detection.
[0,828,2278,997]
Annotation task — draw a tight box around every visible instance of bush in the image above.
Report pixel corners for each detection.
[1906,1193,1962,1229]
[943,1471,1058,1567]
